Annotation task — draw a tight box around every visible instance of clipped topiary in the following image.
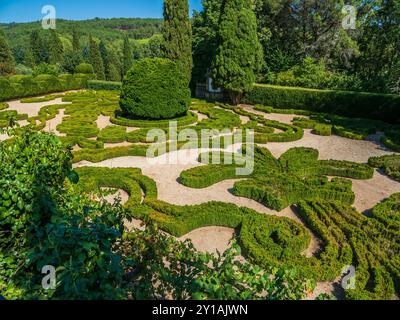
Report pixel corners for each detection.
[119,58,191,120]
[75,63,94,74]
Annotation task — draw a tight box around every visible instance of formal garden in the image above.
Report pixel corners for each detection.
[0,0,399,301]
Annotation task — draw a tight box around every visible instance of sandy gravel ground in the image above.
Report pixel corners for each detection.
[260,129,394,163]
[241,105,308,124]
[96,115,113,130]
[44,109,66,136]
[4,98,71,117]
[102,188,130,205]
[351,170,400,213]
[179,226,236,254]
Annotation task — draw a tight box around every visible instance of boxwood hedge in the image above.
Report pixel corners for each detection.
[244,84,400,124]
[0,74,94,102]
[119,58,191,120]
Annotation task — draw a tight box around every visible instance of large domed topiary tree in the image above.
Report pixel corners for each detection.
[119,58,191,120]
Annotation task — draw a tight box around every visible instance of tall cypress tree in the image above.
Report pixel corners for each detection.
[122,35,133,77]
[72,28,80,53]
[30,30,49,65]
[24,47,35,68]
[99,41,110,80]
[0,30,16,76]
[49,29,64,64]
[212,0,263,104]
[88,35,105,80]
[162,0,193,83]
[108,50,122,81]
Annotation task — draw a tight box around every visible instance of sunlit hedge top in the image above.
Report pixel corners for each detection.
[119,58,191,120]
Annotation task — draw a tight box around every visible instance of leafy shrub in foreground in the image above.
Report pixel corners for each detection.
[119,58,191,120]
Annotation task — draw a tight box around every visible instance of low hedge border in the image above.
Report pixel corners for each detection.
[87,80,122,91]
[0,74,94,102]
[244,84,400,124]
[110,111,198,128]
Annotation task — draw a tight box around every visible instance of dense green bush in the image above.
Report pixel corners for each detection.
[0,74,94,102]
[32,63,60,77]
[244,84,400,124]
[313,124,332,136]
[369,154,400,181]
[119,58,191,120]
[269,57,362,91]
[88,80,122,91]
[0,102,8,110]
[75,63,94,74]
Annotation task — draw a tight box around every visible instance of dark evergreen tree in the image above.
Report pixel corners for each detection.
[30,30,48,65]
[99,41,111,80]
[212,0,263,104]
[0,30,16,76]
[163,0,193,83]
[24,48,35,68]
[88,35,105,80]
[122,35,133,77]
[49,29,64,64]
[192,0,222,89]
[72,28,80,53]
[107,50,122,81]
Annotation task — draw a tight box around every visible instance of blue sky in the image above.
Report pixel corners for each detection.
[0,0,203,23]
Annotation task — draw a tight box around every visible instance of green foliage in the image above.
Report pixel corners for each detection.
[119,58,191,119]
[180,146,373,210]
[111,110,197,128]
[48,30,64,64]
[297,200,400,300]
[122,36,133,77]
[270,57,362,91]
[0,131,311,300]
[75,63,94,74]
[163,0,193,84]
[0,74,93,102]
[15,64,33,75]
[87,80,122,91]
[212,0,263,104]
[30,30,48,65]
[60,50,82,74]
[313,124,332,136]
[0,110,28,127]
[88,35,105,80]
[191,0,222,90]
[72,28,80,53]
[370,193,400,231]
[369,154,400,182]
[20,94,63,103]
[0,30,16,76]
[244,84,400,124]
[0,102,8,111]
[32,63,60,77]
[98,125,127,143]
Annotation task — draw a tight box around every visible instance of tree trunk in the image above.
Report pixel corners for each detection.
[228,90,243,105]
